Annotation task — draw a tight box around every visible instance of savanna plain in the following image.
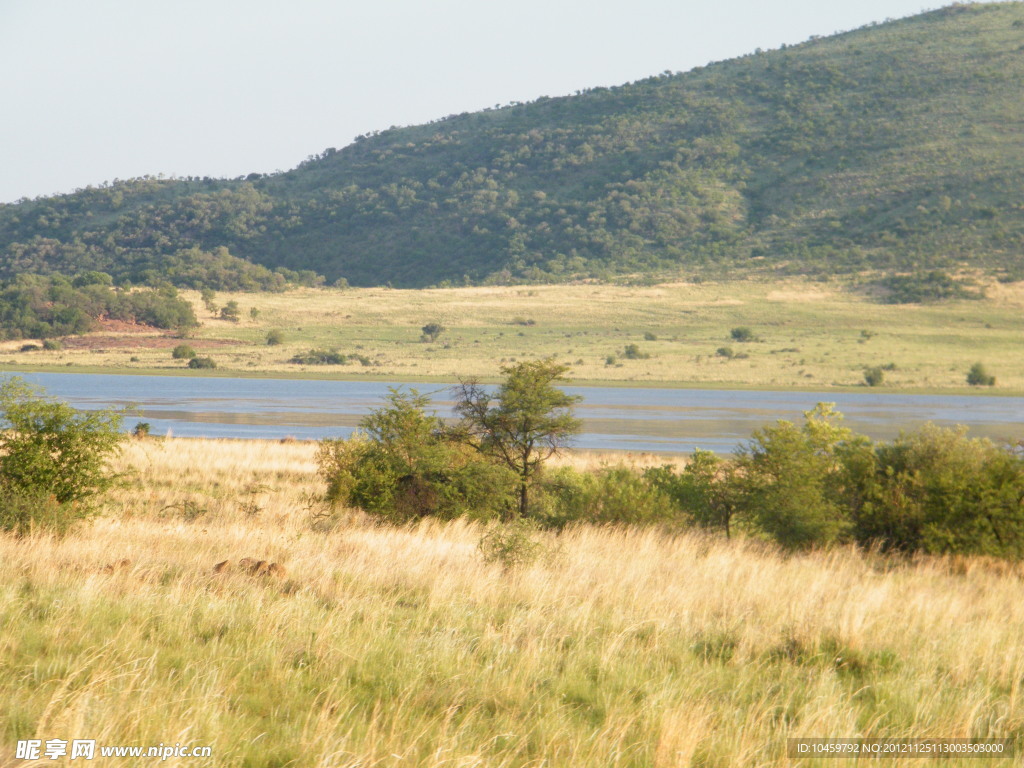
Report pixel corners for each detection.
[1,437,1021,767]
[3,277,1024,392]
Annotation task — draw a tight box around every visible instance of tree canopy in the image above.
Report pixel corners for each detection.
[454,359,581,519]
[1,4,1023,288]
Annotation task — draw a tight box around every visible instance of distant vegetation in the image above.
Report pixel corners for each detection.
[0,272,196,340]
[2,4,1024,288]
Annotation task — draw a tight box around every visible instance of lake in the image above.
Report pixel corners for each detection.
[8,372,1024,454]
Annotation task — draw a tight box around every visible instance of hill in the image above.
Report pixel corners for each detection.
[2,2,1023,288]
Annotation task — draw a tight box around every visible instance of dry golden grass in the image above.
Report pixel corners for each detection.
[4,276,1024,391]
[0,437,1021,766]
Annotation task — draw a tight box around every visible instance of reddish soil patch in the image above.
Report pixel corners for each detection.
[57,321,237,351]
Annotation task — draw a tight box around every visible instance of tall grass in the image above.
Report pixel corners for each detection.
[0,438,1021,766]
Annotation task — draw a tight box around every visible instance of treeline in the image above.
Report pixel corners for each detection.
[2,3,1024,288]
[0,272,197,340]
[320,393,1024,560]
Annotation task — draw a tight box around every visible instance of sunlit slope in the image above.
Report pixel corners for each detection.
[1,2,1023,287]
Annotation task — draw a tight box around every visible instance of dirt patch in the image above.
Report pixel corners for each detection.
[60,333,236,351]
[766,289,833,302]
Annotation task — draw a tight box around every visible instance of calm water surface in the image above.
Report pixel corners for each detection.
[12,372,1024,454]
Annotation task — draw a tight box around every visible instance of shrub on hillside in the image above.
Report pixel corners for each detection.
[187,356,216,369]
[172,344,197,360]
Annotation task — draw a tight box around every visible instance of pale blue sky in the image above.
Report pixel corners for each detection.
[0,0,942,202]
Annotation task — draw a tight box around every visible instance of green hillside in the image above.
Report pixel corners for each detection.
[2,2,1023,288]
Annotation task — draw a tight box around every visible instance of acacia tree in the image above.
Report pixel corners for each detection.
[454,359,581,520]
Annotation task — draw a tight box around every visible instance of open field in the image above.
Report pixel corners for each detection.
[1,437,1021,767]
[2,277,1024,392]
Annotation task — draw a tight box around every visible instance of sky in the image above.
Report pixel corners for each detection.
[0,0,944,203]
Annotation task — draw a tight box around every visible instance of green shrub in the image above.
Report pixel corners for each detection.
[864,367,885,387]
[220,300,241,322]
[42,339,62,351]
[643,332,658,341]
[479,518,547,570]
[0,486,82,537]
[171,344,197,360]
[317,389,516,523]
[877,271,981,304]
[730,327,756,342]
[266,330,285,346]
[622,343,650,360]
[966,362,995,386]
[133,422,151,438]
[187,356,216,369]
[291,349,348,365]
[646,449,742,537]
[716,347,734,359]
[846,425,1024,558]
[0,378,125,534]
[734,403,856,550]
[421,322,445,342]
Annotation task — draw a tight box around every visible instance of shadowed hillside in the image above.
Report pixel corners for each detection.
[2,2,1023,288]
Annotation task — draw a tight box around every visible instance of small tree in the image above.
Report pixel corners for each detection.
[188,356,217,369]
[730,327,756,342]
[171,344,197,360]
[200,288,217,314]
[864,367,885,387]
[266,330,285,346]
[967,362,995,386]
[220,300,241,323]
[421,322,445,343]
[454,359,582,520]
[0,378,125,533]
[734,403,856,549]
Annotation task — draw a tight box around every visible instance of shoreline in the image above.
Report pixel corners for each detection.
[2,362,1022,398]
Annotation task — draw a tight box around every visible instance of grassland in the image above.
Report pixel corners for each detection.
[3,277,1024,393]
[1,437,1021,767]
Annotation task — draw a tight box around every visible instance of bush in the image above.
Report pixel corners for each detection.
[42,339,63,351]
[646,450,742,537]
[0,486,82,537]
[864,367,885,387]
[730,327,756,342]
[188,356,217,369]
[0,378,125,534]
[266,330,285,346]
[734,404,856,550]
[421,322,445,342]
[172,344,197,360]
[133,422,151,438]
[622,344,650,360]
[966,362,995,386]
[290,349,348,365]
[846,425,1024,558]
[479,518,547,570]
[643,332,658,341]
[877,271,981,304]
[220,300,241,322]
[716,347,734,359]
[317,389,516,523]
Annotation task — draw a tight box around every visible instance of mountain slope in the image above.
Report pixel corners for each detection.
[2,2,1023,288]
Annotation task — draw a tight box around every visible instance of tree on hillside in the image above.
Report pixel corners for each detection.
[454,359,581,520]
